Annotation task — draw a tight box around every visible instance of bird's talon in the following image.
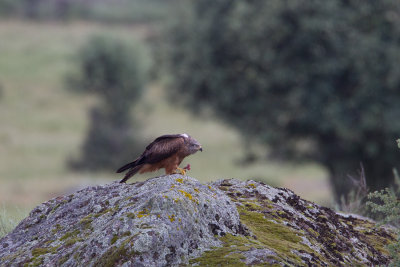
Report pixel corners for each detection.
[176,167,186,176]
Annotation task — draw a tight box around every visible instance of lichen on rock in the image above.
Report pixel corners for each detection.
[0,175,245,266]
[0,175,396,266]
[195,179,396,266]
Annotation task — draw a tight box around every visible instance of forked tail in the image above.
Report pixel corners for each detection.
[116,160,138,173]
[119,165,141,183]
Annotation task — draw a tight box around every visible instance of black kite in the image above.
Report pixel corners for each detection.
[117,133,202,183]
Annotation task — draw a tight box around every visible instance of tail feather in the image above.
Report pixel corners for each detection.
[116,160,138,173]
[119,165,141,183]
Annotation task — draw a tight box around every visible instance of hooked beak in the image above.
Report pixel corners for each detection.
[199,147,203,152]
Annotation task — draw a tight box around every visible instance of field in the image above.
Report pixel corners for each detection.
[0,20,330,236]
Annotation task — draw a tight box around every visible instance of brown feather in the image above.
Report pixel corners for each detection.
[145,134,184,150]
[119,165,142,183]
[141,137,185,164]
[117,135,187,183]
[116,159,139,173]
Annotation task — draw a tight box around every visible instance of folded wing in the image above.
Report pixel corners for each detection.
[141,135,185,164]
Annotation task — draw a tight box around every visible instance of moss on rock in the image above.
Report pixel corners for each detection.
[203,178,396,266]
[0,176,395,266]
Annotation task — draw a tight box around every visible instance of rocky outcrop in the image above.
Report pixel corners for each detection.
[0,175,396,266]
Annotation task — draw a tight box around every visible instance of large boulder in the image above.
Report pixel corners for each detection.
[0,175,396,266]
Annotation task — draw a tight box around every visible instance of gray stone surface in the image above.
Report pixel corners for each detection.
[0,175,245,266]
[0,175,396,266]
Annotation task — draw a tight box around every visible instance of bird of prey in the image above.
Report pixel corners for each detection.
[117,133,202,183]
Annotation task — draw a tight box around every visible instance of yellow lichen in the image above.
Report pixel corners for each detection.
[178,190,193,200]
[137,209,149,218]
[169,214,175,222]
[178,190,199,204]
[175,178,184,183]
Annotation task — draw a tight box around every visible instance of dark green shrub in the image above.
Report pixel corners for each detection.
[67,35,149,170]
[367,140,400,266]
[166,0,400,198]
[367,176,400,266]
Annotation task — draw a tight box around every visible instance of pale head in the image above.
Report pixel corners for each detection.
[181,133,203,154]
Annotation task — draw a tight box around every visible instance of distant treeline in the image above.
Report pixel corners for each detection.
[0,0,178,23]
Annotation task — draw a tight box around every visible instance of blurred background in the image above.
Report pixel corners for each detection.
[1,0,400,235]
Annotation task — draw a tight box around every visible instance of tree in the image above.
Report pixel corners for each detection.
[67,35,149,170]
[166,0,400,198]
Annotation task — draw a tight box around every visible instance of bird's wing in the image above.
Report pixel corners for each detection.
[145,134,185,150]
[140,135,185,164]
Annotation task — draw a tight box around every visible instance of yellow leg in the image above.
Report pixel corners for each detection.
[175,167,186,175]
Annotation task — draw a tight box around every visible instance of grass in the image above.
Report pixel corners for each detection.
[1,0,180,24]
[0,206,23,238]
[0,20,331,236]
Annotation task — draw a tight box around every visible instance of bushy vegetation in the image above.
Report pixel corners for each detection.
[365,139,400,266]
[166,0,400,198]
[367,173,400,265]
[368,173,400,226]
[67,35,149,170]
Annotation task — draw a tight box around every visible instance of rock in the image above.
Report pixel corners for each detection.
[0,175,396,266]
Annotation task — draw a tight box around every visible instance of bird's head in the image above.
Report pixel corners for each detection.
[181,133,203,154]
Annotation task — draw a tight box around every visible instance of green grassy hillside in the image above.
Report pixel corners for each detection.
[0,20,330,234]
